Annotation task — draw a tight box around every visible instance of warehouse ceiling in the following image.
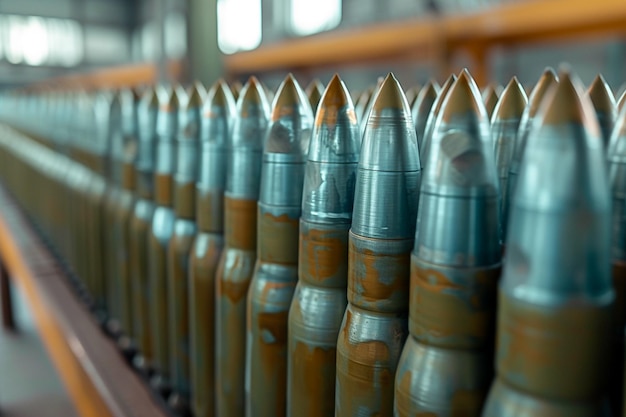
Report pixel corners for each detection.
[0,0,144,87]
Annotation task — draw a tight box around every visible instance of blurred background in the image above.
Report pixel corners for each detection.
[1,0,626,98]
[0,1,624,417]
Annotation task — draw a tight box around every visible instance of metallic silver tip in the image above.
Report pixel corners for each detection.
[120,87,140,138]
[141,86,159,109]
[310,73,360,163]
[587,74,616,146]
[265,73,313,158]
[587,74,615,113]
[230,80,243,101]
[181,82,205,110]
[526,68,559,118]
[226,77,269,199]
[371,73,407,111]
[423,69,495,194]
[138,87,158,147]
[206,79,235,109]
[440,70,486,120]
[502,69,559,238]
[201,78,236,144]
[302,73,360,222]
[305,78,325,113]
[420,74,457,162]
[482,84,500,119]
[361,73,417,170]
[239,76,266,106]
[493,77,527,232]
[351,72,421,239]
[157,85,179,113]
[411,80,439,151]
[505,68,611,300]
[493,77,528,121]
[541,71,600,130]
[231,75,270,150]
[178,83,205,144]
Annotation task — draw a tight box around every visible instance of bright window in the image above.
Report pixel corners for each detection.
[218,0,262,54]
[4,16,82,67]
[22,17,49,66]
[165,12,187,59]
[290,0,341,36]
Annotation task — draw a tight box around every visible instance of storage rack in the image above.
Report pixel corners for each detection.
[223,0,626,85]
[1,0,626,415]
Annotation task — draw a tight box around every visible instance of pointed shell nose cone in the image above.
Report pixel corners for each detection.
[183,82,205,110]
[493,77,528,209]
[176,83,205,183]
[360,73,418,171]
[351,73,421,239]
[355,86,374,126]
[138,87,159,136]
[265,73,313,160]
[198,79,236,190]
[587,74,616,147]
[141,86,159,109]
[522,68,559,125]
[136,87,159,172]
[358,76,386,136]
[309,74,360,163]
[179,83,205,142]
[302,74,360,223]
[540,71,600,128]
[156,86,180,139]
[230,80,243,101]
[505,69,611,300]
[420,74,457,162]
[226,76,270,199]
[201,79,236,145]
[415,69,500,267]
[493,77,527,121]
[120,87,140,138]
[482,84,500,120]
[260,73,314,207]
[502,69,559,238]
[305,78,325,114]
[231,76,270,150]
[411,80,439,151]
[507,68,559,178]
[491,77,528,176]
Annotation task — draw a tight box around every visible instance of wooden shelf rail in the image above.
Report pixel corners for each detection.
[24,60,184,92]
[11,0,626,91]
[223,0,626,83]
[0,184,169,417]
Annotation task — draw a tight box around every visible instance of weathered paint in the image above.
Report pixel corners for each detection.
[189,232,223,417]
[167,218,196,400]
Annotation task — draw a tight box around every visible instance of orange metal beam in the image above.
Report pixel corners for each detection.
[0,181,169,417]
[0,199,115,417]
[27,60,184,91]
[445,0,626,46]
[223,0,626,76]
[223,18,439,74]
